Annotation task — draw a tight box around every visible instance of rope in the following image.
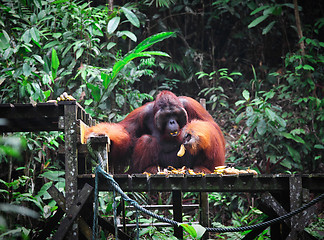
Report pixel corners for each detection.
[93,165,324,234]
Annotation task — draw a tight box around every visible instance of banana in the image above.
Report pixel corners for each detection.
[177,144,186,157]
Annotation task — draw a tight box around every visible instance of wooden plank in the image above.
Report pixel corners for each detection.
[77,174,324,192]
[48,184,93,240]
[78,174,293,192]
[261,192,290,227]
[64,104,79,239]
[52,183,93,240]
[287,175,303,240]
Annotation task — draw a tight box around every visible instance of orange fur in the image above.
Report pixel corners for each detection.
[181,120,226,172]
[84,123,130,147]
[83,91,226,174]
[84,123,132,173]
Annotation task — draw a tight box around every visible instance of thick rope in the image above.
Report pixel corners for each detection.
[94,165,324,234]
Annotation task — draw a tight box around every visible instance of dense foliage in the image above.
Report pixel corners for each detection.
[0,0,323,238]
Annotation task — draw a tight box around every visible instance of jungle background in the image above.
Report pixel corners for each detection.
[0,0,323,239]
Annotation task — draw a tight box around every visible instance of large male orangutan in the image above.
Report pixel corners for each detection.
[84,91,225,174]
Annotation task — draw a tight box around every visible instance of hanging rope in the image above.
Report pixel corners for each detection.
[93,164,324,236]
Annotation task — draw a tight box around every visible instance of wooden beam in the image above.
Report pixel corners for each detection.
[52,183,93,240]
[47,184,93,240]
[172,190,183,239]
[64,104,79,239]
[199,192,209,239]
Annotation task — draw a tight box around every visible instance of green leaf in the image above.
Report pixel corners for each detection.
[22,29,31,43]
[285,144,301,163]
[235,100,246,106]
[107,42,116,50]
[87,83,101,102]
[30,27,40,43]
[84,99,93,106]
[52,32,62,39]
[118,30,137,42]
[242,90,250,101]
[265,108,276,121]
[44,41,60,49]
[52,0,69,3]
[141,50,170,57]
[274,114,286,128]
[121,7,140,28]
[302,64,314,71]
[257,118,267,135]
[180,224,196,238]
[51,48,60,71]
[246,106,253,116]
[76,48,84,60]
[314,144,324,149]
[280,159,292,169]
[101,72,111,89]
[235,112,245,124]
[107,16,120,34]
[262,21,276,35]
[33,55,44,64]
[23,63,31,77]
[290,129,305,135]
[115,93,125,108]
[133,32,175,53]
[248,15,269,28]
[281,132,305,144]
[35,182,52,198]
[250,5,269,15]
[180,223,206,239]
[40,170,65,181]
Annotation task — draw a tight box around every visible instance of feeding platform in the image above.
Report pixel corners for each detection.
[1,101,323,240]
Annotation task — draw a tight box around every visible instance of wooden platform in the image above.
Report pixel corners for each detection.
[78,173,324,192]
[1,101,323,240]
[0,101,94,132]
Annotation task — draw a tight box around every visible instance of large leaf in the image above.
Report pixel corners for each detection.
[180,223,206,239]
[248,15,269,28]
[250,5,269,15]
[40,170,65,181]
[30,27,40,43]
[133,32,175,53]
[257,118,267,135]
[51,48,60,79]
[281,132,305,144]
[87,83,101,102]
[285,144,301,163]
[121,7,140,28]
[111,51,170,81]
[107,16,120,34]
[262,21,276,35]
[117,30,137,42]
[242,90,250,101]
[265,108,276,121]
[101,72,111,89]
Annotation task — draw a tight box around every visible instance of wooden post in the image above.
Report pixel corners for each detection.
[64,104,79,239]
[172,190,183,239]
[199,192,209,239]
[287,175,315,240]
[199,98,210,239]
